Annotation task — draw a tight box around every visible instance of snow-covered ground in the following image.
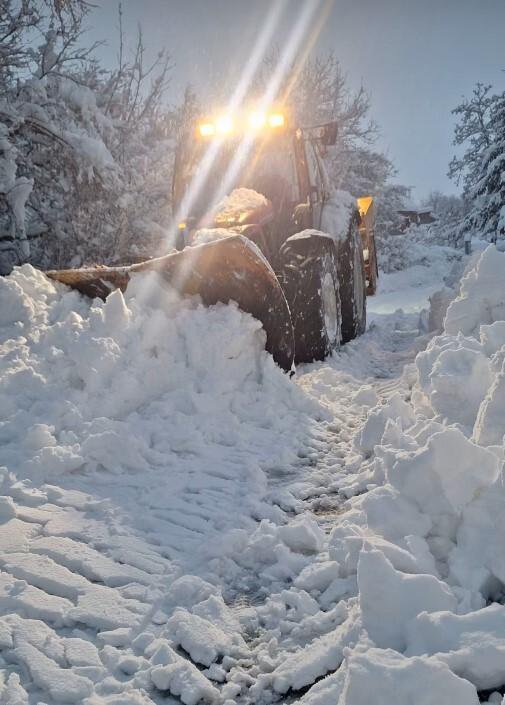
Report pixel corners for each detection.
[1,244,505,704]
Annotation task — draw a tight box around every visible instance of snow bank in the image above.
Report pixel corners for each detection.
[298,245,505,704]
[406,605,505,690]
[358,550,456,651]
[0,265,321,556]
[298,645,479,705]
[445,246,505,336]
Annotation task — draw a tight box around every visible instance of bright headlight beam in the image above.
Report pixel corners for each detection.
[211,0,326,210]
[268,113,285,128]
[216,116,234,134]
[166,0,287,254]
[281,0,335,105]
[248,111,267,129]
[198,122,215,137]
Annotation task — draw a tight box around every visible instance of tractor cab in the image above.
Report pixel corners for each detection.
[172,110,337,265]
[44,108,376,376]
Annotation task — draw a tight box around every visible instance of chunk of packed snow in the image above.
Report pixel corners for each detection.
[473,357,505,446]
[165,609,245,666]
[297,645,479,705]
[387,428,500,516]
[406,604,505,690]
[191,227,234,246]
[277,514,326,554]
[445,245,505,337]
[449,478,505,595]
[268,605,362,694]
[480,321,505,356]
[14,641,94,702]
[343,486,432,542]
[358,550,456,651]
[1,673,29,705]
[149,641,219,705]
[294,561,341,592]
[355,393,415,454]
[428,345,492,427]
[329,523,436,578]
[352,385,379,408]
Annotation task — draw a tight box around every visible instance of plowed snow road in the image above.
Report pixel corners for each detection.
[0,255,458,705]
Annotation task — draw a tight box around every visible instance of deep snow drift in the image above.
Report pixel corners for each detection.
[0,245,505,704]
[289,245,505,705]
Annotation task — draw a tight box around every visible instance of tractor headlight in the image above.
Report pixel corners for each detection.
[197,110,286,139]
[216,115,233,134]
[248,111,266,129]
[198,122,215,137]
[268,113,285,128]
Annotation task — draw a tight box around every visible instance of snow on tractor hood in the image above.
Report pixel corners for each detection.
[192,188,274,245]
[214,188,273,227]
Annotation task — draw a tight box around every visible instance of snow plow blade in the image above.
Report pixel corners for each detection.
[46,235,295,372]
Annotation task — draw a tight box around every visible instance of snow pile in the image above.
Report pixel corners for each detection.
[299,645,479,705]
[444,245,505,336]
[2,244,505,704]
[0,264,320,539]
[0,264,337,703]
[292,245,505,704]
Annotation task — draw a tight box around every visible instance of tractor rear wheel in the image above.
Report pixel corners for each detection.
[339,217,367,343]
[279,233,341,364]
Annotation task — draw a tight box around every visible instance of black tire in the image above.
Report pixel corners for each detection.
[339,216,367,343]
[278,233,341,364]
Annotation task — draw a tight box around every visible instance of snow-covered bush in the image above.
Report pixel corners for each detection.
[0,1,178,273]
[449,83,505,246]
[373,185,463,273]
[376,224,460,273]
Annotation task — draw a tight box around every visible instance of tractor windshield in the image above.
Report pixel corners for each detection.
[173,133,299,224]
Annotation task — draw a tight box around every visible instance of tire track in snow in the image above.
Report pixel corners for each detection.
[218,310,430,704]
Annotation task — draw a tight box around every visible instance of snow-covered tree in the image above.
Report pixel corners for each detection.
[421,191,468,246]
[448,83,495,198]
[461,93,505,242]
[0,0,108,271]
[375,183,412,239]
[250,52,388,197]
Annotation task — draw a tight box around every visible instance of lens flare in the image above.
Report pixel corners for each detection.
[210,0,324,209]
[198,122,215,137]
[248,111,267,129]
[268,113,285,128]
[216,116,233,134]
[166,0,287,254]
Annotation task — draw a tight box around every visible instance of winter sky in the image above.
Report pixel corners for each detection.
[90,0,505,201]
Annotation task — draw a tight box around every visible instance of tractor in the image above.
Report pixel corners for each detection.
[46,108,378,372]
